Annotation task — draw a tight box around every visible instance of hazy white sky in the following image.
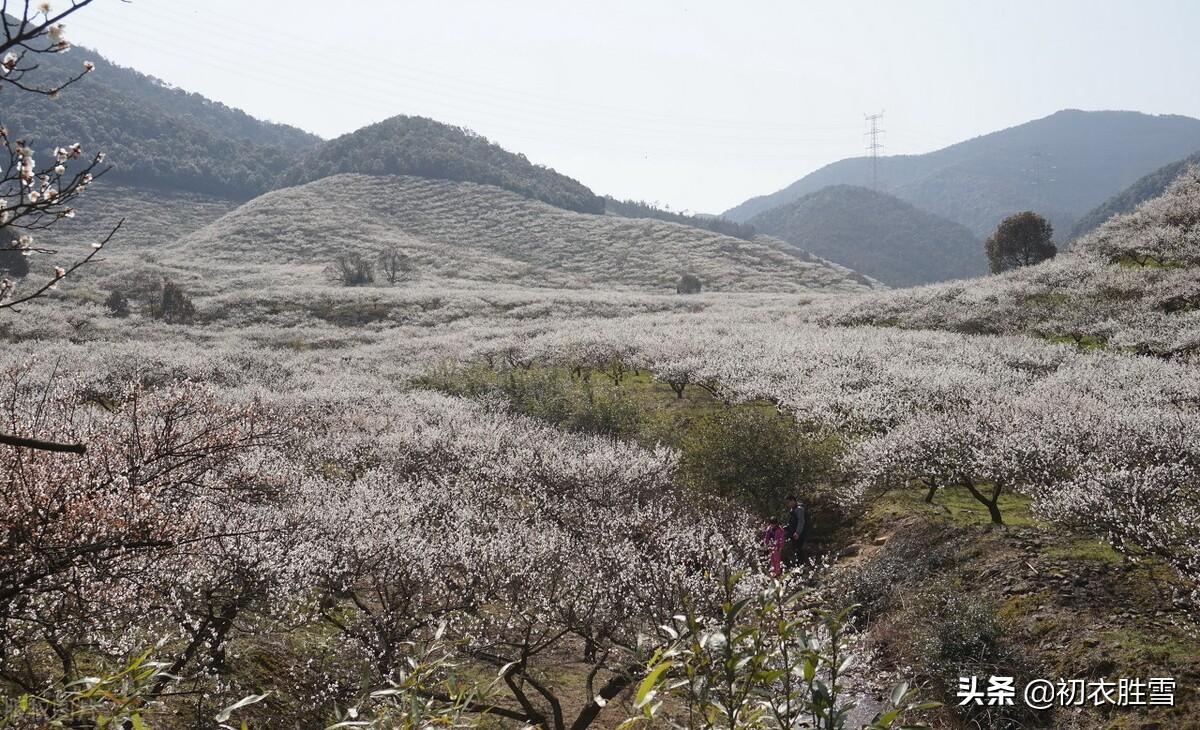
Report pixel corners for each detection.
[64,0,1200,213]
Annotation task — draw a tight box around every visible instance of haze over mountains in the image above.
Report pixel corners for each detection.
[1071,149,1200,239]
[746,185,984,286]
[725,110,1200,240]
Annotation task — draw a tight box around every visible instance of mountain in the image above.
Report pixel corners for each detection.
[168,173,877,294]
[746,185,983,286]
[1071,151,1200,239]
[725,110,1200,239]
[277,116,604,214]
[0,43,320,199]
[811,166,1200,359]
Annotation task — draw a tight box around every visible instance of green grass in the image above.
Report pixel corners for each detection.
[1044,333,1109,351]
[869,484,1044,529]
[1115,254,1188,270]
[1043,537,1124,562]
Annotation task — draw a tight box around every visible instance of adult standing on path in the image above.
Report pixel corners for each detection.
[783,494,806,568]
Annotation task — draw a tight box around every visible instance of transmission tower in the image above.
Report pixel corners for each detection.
[864,111,884,190]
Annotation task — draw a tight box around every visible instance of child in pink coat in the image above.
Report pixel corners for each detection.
[763,516,786,577]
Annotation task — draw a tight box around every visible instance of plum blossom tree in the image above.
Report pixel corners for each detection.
[273,392,757,730]
[0,1,115,454]
[0,366,292,696]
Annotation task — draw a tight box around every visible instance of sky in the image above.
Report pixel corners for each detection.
[62,0,1200,214]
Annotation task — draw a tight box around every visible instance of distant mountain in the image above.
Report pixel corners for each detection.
[278,116,604,214]
[1071,151,1200,239]
[169,173,876,294]
[725,110,1200,239]
[0,43,320,199]
[812,166,1200,359]
[746,185,983,286]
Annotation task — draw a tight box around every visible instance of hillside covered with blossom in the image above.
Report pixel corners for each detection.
[5,5,1200,729]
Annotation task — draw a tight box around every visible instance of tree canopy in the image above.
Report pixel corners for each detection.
[278,115,604,214]
[985,211,1057,274]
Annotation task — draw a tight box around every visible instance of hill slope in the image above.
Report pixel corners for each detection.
[0,43,320,199]
[811,166,1200,359]
[278,116,603,214]
[168,174,876,294]
[746,185,983,286]
[1071,149,1200,239]
[725,110,1200,238]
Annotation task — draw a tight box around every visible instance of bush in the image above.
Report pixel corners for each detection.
[841,527,963,625]
[679,406,838,516]
[104,288,131,317]
[328,252,376,286]
[676,273,702,294]
[912,585,1043,729]
[420,364,642,439]
[0,245,29,279]
[152,280,195,324]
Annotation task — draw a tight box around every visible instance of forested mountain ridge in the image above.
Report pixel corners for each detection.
[724,110,1200,238]
[0,45,607,215]
[277,115,605,214]
[1071,149,1200,239]
[746,184,984,286]
[0,41,320,199]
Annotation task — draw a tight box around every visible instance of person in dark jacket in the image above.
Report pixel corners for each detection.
[783,494,806,567]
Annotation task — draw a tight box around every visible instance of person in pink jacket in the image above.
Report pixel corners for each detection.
[763,516,786,577]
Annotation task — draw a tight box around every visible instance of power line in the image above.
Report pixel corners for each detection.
[864,111,884,190]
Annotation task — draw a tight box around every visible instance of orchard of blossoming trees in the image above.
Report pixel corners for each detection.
[488,308,1200,593]
[4,1,1200,726]
[0,350,780,726]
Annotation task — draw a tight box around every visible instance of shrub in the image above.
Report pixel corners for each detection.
[679,406,839,516]
[420,364,643,439]
[676,273,703,294]
[328,252,376,286]
[378,247,415,284]
[0,245,29,279]
[152,280,195,324]
[104,288,131,317]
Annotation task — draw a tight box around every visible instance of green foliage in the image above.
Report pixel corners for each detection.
[911,586,1041,730]
[679,407,839,518]
[746,185,983,287]
[840,529,962,626]
[628,572,937,730]
[985,211,1057,274]
[279,115,603,214]
[1,650,170,729]
[0,44,318,200]
[420,364,643,439]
